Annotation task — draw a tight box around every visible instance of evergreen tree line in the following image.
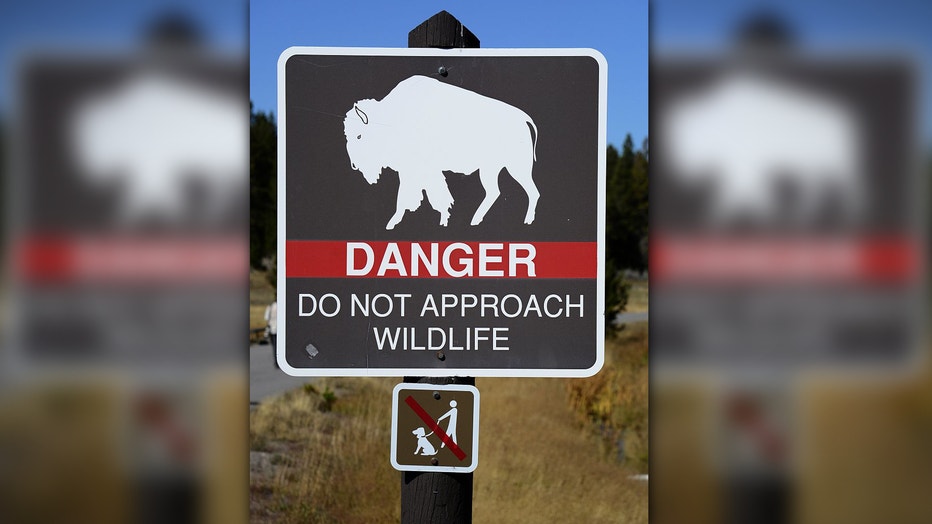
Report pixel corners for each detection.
[249,105,649,333]
[250,103,277,271]
[604,134,649,335]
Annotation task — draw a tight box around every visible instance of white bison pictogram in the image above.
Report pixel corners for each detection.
[344,75,540,230]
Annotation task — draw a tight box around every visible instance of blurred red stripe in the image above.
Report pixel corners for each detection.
[14,235,247,283]
[652,234,922,283]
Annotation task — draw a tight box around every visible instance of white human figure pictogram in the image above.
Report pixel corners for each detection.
[436,400,458,448]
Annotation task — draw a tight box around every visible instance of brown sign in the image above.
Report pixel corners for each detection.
[277,47,607,377]
[391,383,479,473]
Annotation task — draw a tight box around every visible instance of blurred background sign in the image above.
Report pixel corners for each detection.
[9,44,247,374]
[652,49,923,376]
[650,7,930,524]
[1,8,248,524]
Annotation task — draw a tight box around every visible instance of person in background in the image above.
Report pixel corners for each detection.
[264,301,278,369]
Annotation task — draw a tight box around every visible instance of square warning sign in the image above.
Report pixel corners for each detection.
[390,383,479,473]
[277,47,607,377]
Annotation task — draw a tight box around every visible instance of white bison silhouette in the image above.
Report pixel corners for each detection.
[344,75,540,230]
[663,72,864,226]
[71,72,247,224]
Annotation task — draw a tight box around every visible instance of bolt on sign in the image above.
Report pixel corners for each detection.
[391,383,479,473]
[277,47,607,376]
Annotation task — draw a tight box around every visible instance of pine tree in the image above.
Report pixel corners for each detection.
[250,103,277,269]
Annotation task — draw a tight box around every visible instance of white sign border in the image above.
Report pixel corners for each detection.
[277,47,607,378]
[390,382,480,474]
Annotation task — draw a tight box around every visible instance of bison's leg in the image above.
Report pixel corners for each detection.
[386,210,404,230]
[386,176,423,230]
[471,167,503,226]
[423,174,454,226]
[507,158,539,225]
[508,162,540,224]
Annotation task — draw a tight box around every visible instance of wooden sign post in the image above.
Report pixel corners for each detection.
[402,12,479,524]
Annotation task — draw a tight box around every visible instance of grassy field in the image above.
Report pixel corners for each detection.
[567,323,649,471]
[249,325,649,523]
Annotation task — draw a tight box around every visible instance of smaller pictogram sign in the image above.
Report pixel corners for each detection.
[391,383,479,473]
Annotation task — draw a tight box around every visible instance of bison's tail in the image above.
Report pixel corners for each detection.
[527,119,538,162]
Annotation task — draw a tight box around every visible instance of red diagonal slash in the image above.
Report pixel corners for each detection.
[405,395,467,461]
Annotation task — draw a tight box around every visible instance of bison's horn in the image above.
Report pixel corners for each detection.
[354,105,369,125]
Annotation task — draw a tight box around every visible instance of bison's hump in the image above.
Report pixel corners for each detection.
[382,75,526,117]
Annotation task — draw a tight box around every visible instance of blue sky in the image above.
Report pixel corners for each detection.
[0,0,247,118]
[652,0,932,144]
[2,1,930,146]
[0,0,245,50]
[249,1,649,148]
[653,0,932,50]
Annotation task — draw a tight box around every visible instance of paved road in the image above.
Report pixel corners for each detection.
[616,311,648,324]
[249,342,318,405]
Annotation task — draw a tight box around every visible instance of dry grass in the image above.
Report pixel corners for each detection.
[0,385,127,524]
[250,269,276,330]
[648,362,932,524]
[475,373,648,523]
[650,382,722,524]
[249,329,649,523]
[626,278,649,313]
[566,322,649,472]
[798,367,932,524]
[250,378,400,523]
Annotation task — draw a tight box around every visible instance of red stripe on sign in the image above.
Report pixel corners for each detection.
[286,240,597,278]
[404,395,467,461]
[651,234,922,284]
